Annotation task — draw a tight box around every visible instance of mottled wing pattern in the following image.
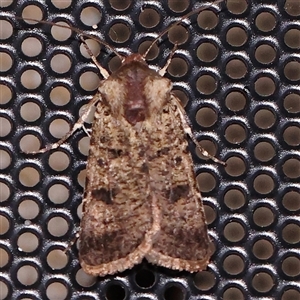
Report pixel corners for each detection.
[79,96,159,276]
[145,95,214,271]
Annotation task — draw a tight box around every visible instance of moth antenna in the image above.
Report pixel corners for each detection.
[15,16,124,61]
[142,0,224,60]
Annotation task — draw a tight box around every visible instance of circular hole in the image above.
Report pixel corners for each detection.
[284,61,300,82]
[78,136,90,156]
[139,8,160,29]
[254,76,276,96]
[223,286,245,300]
[20,101,41,122]
[252,271,274,293]
[80,38,101,59]
[48,151,70,172]
[284,0,300,16]
[204,204,216,225]
[286,124,298,146]
[17,231,39,253]
[76,268,97,287]
[282,158,300,179]
[0,116,12,137]
[197,10,219,30]
[19,166,40,188]
[196,106,218,127]
[253,174,275,195]
[225,90,247,112]
[164,285,184,300]
[196,74,217,95]
[21,36,43,57]
[224,188,246,210]
[0,19,13,39]
[282,190,300,212]
[225,58,247,79]
[0,214,10,235]
[17,264,39,286]
[135,269,155,288]
[80,6,102,27]
[197,172,216,193]
[0,149,11,169]
[47,249,68,270]
[108,55,122,73]
[50,85,71,106]
[254,141,276,162]
[284,28,300,49]
[167,57,188,77]
[18,199,40,220]
[46,281,68,300]
[253,206,275,227]
[195,139,218,160]
[51,0,71,9]
[19,134,41,153]
[51,21,72,42]
[50,53,72,74]
[0,247,9,267]
[79,70,100,91]
[282,255,300,277]
[168,24,189,45]
[226,26,248,47]
[0,84,12,105]
[20,69,42,90]
[254,108,276,129]
[77,168,86,188]
[0,280,8,299]
[197,42,219,63]
[0,181,10,203]
[49,118,71,139]
[225,156,246,177]
[48,184,69,205]
[223,254,245,275]
[226,0,248,14]
[109,22,131,43]
[194,271,216,291]
[223,221,246,242]
[138,40,159,61]
[282,223,300,244]
[172,89,189,107]
[283,93,300,114]
[224,123,247,144]
[252,238,274,260]
[21,5,43,24]
[168,0,189,12]
[108,0,132,11]
[47,216,69,237]
[282,288,300,300]
[0,52,13,72]
[106,283,126,300]
[255,12,276,32]
[255,43,277,65]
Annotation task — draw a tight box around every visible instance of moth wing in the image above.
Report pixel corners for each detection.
[79,100,158,276]
[145,96,214,272]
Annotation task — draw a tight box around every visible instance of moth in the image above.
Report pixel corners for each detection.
[18,0,224,276]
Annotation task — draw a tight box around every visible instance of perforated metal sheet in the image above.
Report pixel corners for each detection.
[0,0,299,299]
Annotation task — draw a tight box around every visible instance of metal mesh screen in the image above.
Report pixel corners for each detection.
[0,0,299,299]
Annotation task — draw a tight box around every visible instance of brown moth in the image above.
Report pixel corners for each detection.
[18,0,224,276]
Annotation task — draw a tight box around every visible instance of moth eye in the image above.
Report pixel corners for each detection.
[163,108,169,113]
[174,156,182,165]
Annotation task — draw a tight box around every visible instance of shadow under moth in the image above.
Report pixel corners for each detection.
[19,0,225,276]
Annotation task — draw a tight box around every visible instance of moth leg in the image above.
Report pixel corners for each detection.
[25,94,100,154]
[80,36,110,79]
[171,96,226,166]
[159,44,178,76]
